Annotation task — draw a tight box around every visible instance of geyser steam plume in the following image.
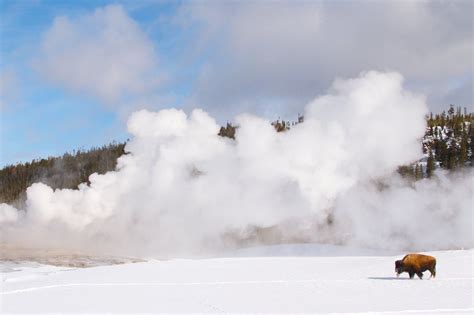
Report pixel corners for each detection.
[1,71,472,257]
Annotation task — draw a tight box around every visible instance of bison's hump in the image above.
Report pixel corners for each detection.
[402,253,436,270]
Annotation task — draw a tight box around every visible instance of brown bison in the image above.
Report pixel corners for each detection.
[395,254,436,279]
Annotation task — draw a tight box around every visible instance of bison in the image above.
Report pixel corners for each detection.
[395,254,436,279]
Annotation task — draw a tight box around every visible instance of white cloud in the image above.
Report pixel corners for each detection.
[34,5,162,105]
[30,2,471,116]
[178,1,472,117]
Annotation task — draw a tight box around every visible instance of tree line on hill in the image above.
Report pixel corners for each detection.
[1,106,472,204]
[398,106,473,179]
[0,143,125,205]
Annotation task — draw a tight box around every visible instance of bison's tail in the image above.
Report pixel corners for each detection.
[430,261,436,278]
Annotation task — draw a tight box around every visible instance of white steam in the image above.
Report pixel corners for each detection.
[1,71,472,256]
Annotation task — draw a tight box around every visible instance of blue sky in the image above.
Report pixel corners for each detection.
[1,0,472,166]
[0,0,185,166]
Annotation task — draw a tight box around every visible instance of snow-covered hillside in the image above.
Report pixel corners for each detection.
[1,245,472,313]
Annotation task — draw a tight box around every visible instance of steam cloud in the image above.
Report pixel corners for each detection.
[1,71,472,257]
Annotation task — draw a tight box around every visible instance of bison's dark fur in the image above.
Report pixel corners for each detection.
[395,254,436,279]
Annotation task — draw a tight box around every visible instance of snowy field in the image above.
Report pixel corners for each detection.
[1,245,472,314]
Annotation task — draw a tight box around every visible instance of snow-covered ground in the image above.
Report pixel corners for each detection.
[1,245,472,313]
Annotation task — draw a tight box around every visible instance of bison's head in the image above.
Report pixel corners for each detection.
[395,260,404,275]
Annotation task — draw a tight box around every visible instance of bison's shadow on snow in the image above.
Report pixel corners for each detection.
[368,276,417,281]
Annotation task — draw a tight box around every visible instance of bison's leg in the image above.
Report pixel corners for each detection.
[409,271,415,279]
[417,272,423,279]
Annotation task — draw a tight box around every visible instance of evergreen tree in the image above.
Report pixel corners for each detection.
[426,151,435,178]
[469,124,474,166]
[459,131,468,167]
[415,164,423,180]
[446,140,458,170]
